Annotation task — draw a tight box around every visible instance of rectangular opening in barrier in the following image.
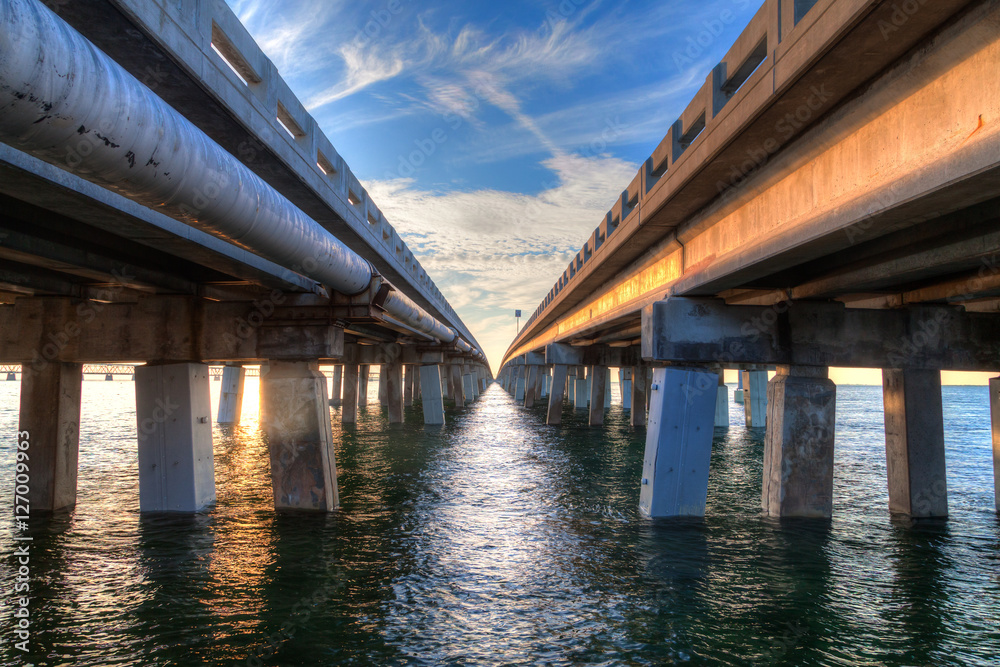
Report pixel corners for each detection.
[677,113,707,151]
[721,37,768,98]
[317,151,338,177]
[795,0,821,24]
[210,23,261,85]
[277,102,306,139]
[348,190,361,207]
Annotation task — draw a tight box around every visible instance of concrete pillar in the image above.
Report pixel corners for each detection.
[386,361,404,424]
[540,368,550,398]
[620,368,632,409]
[136,363,215,512]
[604,367,612,409]
[18,362,82,512]
[463,373,476,404]
[378,364,388,406]
[735,371,745,404]
[403,364,415,407]
[261,361,338,511]
[574,376,588,409]
[762,366,836,519]
[420,365,446,425]
[217,365,245,424]
[330,365,343,406]
[514,369,525,401]
[524,365,538,408]
[547,364,568,425]
[630,366,646,427]
[990,377,1000,515]
[259,361,270,424]
[567,367,576,404]
[883,369,947,519]
[589,365,607,426]
[639,367,718,518]
[715,373,729,428]
[341,363,359,424]
[742,370,768,428]
[358,364,370,406]
[451,364,467,406]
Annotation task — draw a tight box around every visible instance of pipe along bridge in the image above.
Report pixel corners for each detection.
[0,0,489,513]
[499,0,1000,521]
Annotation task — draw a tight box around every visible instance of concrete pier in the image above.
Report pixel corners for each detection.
[358,364,370,407]
[259,362,270,425]
[330,365,343,406]
[135,363,215,513]
[604,368,612,409]
[19,362,83,512]
[261,361,338,511]
[620,368,632,410]
[883,369,947,519]
[463,373,476,406]
[524,365,538,408]
[715,373,729,428]
[420,365,446,425]
[378,365,389,406]
[630,366,646,427]
[403,364,415,407]
[514,369,525,401]
[762,367,836,519]
[342,363,359,425]
[589,365,607,426]
[990,377,1000,514]
[386,361,404,424]
[217,365,245,424]
[639,367,718,518]
[547,365,568,425]
[451,364,467,406]
[743,370,768,428]
[574,375,588,410]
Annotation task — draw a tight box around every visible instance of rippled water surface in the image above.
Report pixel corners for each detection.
[1,379,999,666]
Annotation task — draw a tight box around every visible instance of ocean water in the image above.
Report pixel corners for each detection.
[0,378,998,666]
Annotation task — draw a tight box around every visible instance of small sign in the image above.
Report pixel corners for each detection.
[514,310,521,318]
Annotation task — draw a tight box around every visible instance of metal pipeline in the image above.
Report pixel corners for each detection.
[0,0,481,355]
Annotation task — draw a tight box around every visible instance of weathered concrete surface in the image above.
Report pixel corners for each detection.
[715,374,729,428]
[341,363,359,424]
[330,365,343,406]
[136,363,215,512]
[589,365,607,426]
[420,365,445,425]
[620,368,632,409]
[386,361,404,424]
[883,369,948,519]
[358,364,370,406]
[217,365,245,424]
[762,367,836,519]
[261,361,338,511]
[451,364,466,406]
[639,367,718,518]
[19,362,82,512]
[574,377,588,410]
[630,366,647,427]
[547,364,568,426]
[403,364,415,407]
[524,365,538,408]
[743,370,768,429]
[463,373,476,405]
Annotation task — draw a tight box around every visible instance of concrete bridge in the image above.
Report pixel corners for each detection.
[499,0,1000,521]
[0,0,490,514]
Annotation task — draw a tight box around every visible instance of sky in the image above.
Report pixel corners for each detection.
[225,0,992,385]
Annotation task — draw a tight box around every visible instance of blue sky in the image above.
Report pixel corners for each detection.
[226,0,765,370]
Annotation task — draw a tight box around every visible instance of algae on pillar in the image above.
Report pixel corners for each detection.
[19,362,83,512]
[261,361,338,511]
[762,366,836,519]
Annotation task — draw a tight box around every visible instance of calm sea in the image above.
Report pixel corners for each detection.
[0,378,998,666]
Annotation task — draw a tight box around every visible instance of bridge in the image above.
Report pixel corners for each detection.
[498,0,1000,521]
[0,0,490,514]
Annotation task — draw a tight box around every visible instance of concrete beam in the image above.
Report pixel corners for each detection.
[642,298,1000,371]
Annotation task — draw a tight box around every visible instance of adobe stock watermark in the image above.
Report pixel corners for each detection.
[6,431,33,654]
[672,0,755,72]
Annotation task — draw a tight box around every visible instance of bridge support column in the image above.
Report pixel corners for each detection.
[991,377,1000,515]
[217,365,245,424]
[463,373,476,405]
[261,361,338,511]
[386,361,404,424]
[330,365,343,406]
[742,370,768,428]
[19,362,82,512]
[715,373,729,428]
[566,367,576,404]
[524,365,538,408]
[403,365,415,407]
[341,363,359,425]
[358,364,370,406]
[574,372,588,409]
[604,367,612,409]
[259,362,270,424]
[589,365,607,426]
[514,368,525,401]
[547,364,568,425]
[735,372,744,404]
[762,366,836,519]
[379,365,389,406]
[420,365,446,425]
[639,367,718,518]
[630,366,647,427]
[883,369,947,519]
[540,368,549,398]
[620,368,632,409]
[136,363,215,513]
[451,364,467,406]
